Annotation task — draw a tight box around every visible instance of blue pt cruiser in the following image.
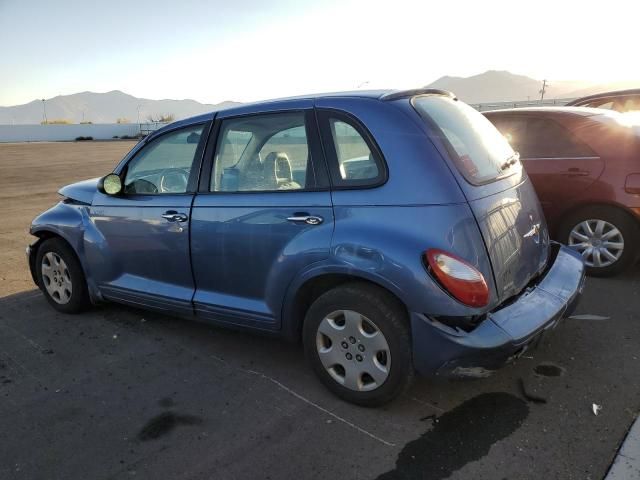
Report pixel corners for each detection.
[27,89,585,406]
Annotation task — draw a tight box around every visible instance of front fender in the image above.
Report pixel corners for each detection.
[30,201,101,301]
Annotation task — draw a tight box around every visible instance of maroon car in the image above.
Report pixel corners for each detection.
[485,107,640,276]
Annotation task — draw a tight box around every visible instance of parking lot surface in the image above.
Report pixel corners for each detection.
[1,142,639,479]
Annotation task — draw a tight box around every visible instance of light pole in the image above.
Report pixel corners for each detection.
[41,98,48,124]
[137,105,142,125]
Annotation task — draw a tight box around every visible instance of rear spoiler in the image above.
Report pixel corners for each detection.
[381,88,457,102]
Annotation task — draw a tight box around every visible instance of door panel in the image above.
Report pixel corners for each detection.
[88,194,194,314]
[190,192,333,329]
[190,107,332,330]
[523,156,604,210]
[86,123,209,314]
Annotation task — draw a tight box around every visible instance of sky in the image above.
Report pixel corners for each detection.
[1,0,639,106]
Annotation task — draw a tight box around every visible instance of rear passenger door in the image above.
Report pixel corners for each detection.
[492,115,603,211]
[189,105,333,330]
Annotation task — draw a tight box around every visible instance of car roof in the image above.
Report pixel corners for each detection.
[151,88,454,137]
[567,88,640,105]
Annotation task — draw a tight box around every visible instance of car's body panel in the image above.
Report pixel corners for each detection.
[191,191,334,330]
[467,173,550,301]
[58,178,100,205]
[88,191,195,315]
[29,91,586,384]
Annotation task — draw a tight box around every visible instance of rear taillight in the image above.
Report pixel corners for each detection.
[425,249,489,308]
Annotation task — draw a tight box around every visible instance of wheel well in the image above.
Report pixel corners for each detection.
[29,232,82,283]
[555,202,640,238]
[288,274,408,342]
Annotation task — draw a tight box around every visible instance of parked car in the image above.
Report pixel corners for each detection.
[565,88,640,112]
[484,107,640,276]
[27,89,585,406]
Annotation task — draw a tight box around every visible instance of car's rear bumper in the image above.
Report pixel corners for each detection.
[411,243,586,378]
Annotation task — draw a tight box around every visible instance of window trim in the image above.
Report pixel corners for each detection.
[315,108,388,190]
[197,109,330,194]
[117,121,212,197]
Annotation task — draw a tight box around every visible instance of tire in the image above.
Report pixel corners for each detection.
[35,238,90,313]
[303,282,413,407]
[557,206,640,277]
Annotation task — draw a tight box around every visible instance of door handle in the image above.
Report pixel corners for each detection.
[562,168,590,177]
[162,211,189,222]
[287,215,324,225]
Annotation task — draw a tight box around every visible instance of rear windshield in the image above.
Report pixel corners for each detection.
[412,95,517,184]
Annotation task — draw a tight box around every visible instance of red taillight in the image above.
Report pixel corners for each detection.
[425,249,489,308]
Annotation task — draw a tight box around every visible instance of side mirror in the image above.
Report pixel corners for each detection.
[97,173,123,195]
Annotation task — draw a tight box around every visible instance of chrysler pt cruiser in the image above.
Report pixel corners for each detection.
[27,89,585,406]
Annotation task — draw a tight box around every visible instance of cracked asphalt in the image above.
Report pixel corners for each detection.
[1,142,639,479]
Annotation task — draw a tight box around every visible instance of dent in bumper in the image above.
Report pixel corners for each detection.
[412,244,586,377]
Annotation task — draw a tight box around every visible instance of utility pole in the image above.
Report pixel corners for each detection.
[539,79,548,102]
[41,98,48,124]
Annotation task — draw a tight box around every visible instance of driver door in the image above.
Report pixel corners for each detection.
[87,122,209,315]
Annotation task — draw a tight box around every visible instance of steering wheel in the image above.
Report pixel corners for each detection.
[159,168,189,193]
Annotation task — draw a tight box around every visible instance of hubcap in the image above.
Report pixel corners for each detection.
[315,310,391,392]
[568,219,624,268]
[41,252,73,304]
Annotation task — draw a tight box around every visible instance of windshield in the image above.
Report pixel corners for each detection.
[412,95,517,184]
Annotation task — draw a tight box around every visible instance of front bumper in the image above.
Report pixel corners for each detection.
[412,243,586,378]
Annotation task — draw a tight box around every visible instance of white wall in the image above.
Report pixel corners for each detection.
[0,123,142,142]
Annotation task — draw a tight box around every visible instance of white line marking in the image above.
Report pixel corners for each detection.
[209,353,395,447]
[245,369,396,447]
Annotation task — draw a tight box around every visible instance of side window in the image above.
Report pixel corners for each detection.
[124,124,205,194]
[211,112,313,192]
[320,112,385,187]
[523,118,595,158]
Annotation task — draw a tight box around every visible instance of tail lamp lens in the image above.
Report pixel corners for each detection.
[425,249,489,308]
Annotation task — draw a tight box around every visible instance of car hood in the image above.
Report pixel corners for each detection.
[58,178,100,205]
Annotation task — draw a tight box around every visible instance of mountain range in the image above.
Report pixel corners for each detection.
[1,71,637,124]
[425,70,638,104]
[0,91,240,125]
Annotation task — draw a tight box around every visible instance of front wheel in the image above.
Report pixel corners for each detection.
[303,282,413,407]
[35,238,90,313]
[558,206,639,277]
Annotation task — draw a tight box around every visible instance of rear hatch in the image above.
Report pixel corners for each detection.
[412,95,550,303]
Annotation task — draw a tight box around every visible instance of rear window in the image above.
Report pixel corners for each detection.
[412,96,517,184]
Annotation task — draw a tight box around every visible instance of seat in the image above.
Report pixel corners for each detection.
[263,152,301,190]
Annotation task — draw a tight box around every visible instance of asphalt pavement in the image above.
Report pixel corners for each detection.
[1,265,638,480]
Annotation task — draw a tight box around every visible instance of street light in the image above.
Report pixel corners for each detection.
[41,99,48,124]
[137,105,142,125]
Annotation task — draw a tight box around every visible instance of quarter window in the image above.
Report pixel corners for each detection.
[123,124,204,194]
[211,112,313,192]
[319,112,385,187]
[330,120,379,181]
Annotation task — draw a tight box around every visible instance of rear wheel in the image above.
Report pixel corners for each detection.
[36,238,90,313]
[303,282,412,406]
[558,206,639,277]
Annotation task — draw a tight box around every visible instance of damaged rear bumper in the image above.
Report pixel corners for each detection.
[411,243,586,378]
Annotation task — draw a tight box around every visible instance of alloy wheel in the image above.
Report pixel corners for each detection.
[315,309,391,392]
[568,219,624,268]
